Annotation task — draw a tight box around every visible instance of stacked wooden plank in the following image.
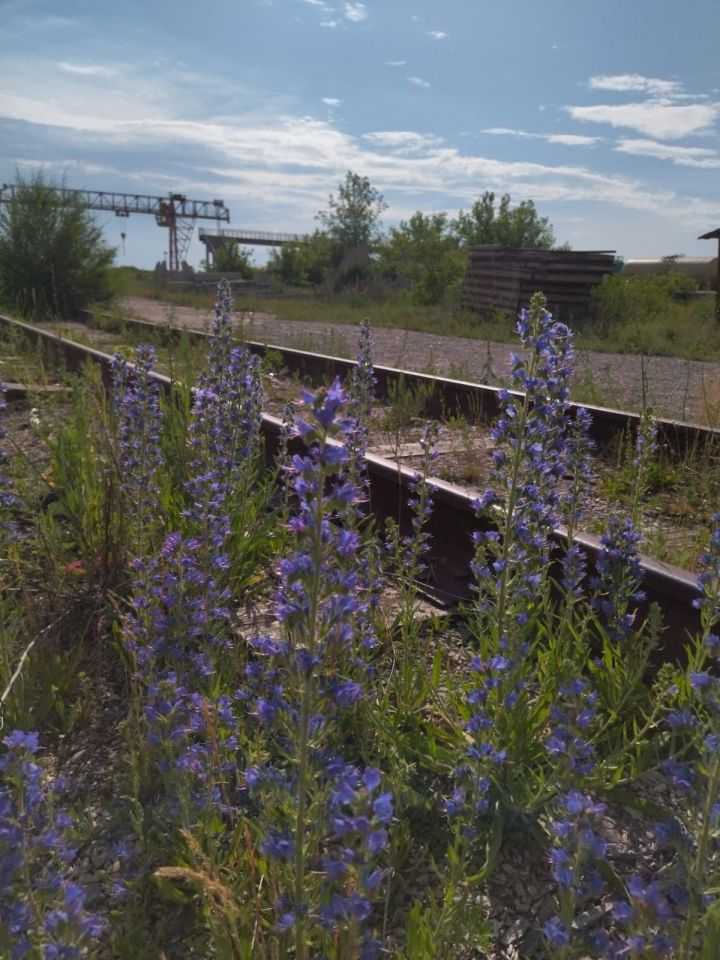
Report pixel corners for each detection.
[461,246,616,314]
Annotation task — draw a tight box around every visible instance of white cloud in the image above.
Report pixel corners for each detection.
[589,74,683,97]
[57,62,116,77]
[322,97,342,107]
[298,0,336,19]
[362,130,444,153]
[615,138,720,168]
[547,134,601,146]
[426,30,447,40]
[484,127,601,146]
[343,2,368,22]
[10,99,718,227]
[408,76,430,88]
[566,100,720,140]
[385,60,407,67]
[4,56,720,237]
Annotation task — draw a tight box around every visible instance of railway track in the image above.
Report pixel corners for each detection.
[0,311,703,657]
[112,313,720,458]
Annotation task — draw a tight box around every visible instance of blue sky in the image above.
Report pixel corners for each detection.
[1,0,719,269]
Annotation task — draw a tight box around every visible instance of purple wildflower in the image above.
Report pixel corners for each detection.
[111,345,164,548]
[0,732,103,954]
[242,380,389,952]
[590,517,645,644]
[0,381,19,539]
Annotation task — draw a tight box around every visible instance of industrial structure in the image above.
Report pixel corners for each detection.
[198,227,306,267]
[622,256,718,287]
[0,185,230,272]
[698,230,720,319]
[461,245,616,315]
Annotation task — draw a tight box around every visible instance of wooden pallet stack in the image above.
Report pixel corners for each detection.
[461,246,616,314]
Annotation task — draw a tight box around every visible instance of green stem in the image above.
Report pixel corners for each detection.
[293,675,313,960]
[292,434,326,960]
[492,380,532,652]
[680,752,720,959]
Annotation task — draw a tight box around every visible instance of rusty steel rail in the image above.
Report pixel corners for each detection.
[104,313,720,458]
[0,313,703,658]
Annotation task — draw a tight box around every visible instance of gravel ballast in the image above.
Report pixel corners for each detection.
[121,296,720,424]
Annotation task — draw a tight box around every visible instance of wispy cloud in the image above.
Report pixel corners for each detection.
[484,127,601,146]
[408,76,430,88]
[322,97,342,107]
[566,99,720,140]
[362,130,444,153]
[426,30,447,40]
[589,74,683,97]
[614,138,720,168]
[3,57,720,236]
[57,62,117,77]
[546,134,601,146]
[298,0,336,19]
[343,2,368,22]
[8,13,75,32]
[8,100,720,230]
[385,60,406,67]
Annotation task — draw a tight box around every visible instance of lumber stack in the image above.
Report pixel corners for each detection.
[461,246,616,314]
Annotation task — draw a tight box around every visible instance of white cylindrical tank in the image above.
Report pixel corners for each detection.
[621,257,718,288]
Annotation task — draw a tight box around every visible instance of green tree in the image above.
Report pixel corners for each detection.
[0,171,115,320]
[205,240,254,278]
[268,242,306,286]
[268,231,335,286]
[315,171,388,250]
[452,191,556,249]
[379,211,466,305]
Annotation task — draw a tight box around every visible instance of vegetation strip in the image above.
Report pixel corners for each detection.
[3,289,720,958]
[0,310,701,653]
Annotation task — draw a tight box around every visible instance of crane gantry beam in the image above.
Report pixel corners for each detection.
[0,185,230,272]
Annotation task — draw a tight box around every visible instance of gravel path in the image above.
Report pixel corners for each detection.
[121,297,720,424]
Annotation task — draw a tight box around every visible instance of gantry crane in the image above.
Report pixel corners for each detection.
[0,185,230,272]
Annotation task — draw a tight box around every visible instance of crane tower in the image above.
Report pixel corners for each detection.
[0,185,230,272]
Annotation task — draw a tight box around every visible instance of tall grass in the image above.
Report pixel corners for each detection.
[3,286,720,957]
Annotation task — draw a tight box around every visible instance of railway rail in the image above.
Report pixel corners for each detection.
[110,313,720,458]
[0,312,703,659]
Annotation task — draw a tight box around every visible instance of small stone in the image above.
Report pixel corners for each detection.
[575,903,610,931]
[506,917,528,943]
[90,846,111,869]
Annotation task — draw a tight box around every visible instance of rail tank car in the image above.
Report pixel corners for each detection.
[621,257,718,289]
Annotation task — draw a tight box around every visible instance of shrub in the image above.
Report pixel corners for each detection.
[0,171,115,321]
[587,273,698,339]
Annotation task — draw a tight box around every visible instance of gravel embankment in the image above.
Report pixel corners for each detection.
[121,296,720,424]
